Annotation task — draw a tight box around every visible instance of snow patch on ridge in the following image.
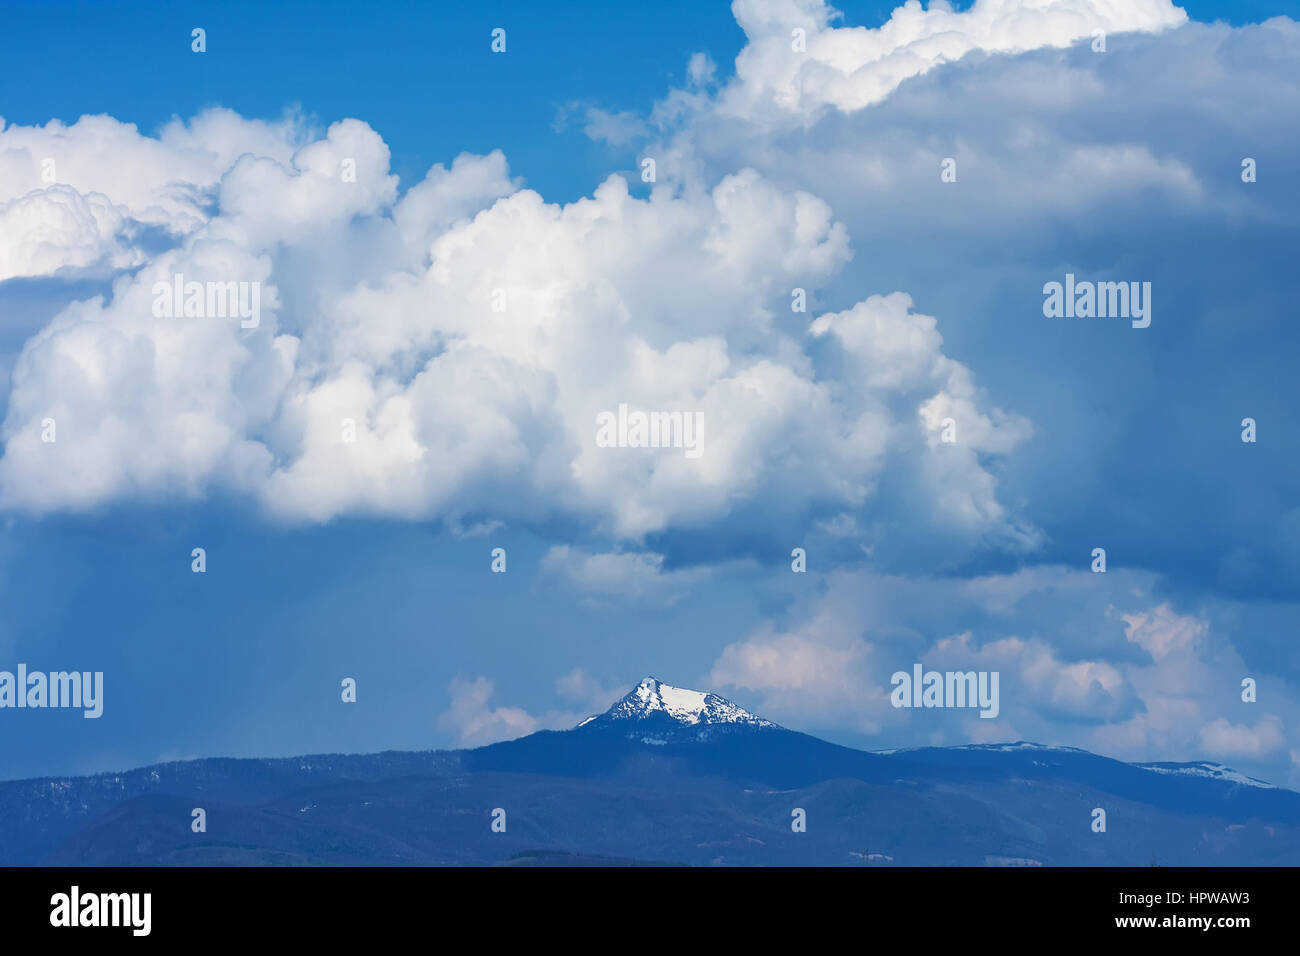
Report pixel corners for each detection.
[1137,761,1276,789]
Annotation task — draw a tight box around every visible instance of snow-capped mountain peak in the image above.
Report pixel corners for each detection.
[583,677,778,730]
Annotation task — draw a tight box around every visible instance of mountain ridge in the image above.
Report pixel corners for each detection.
[2,677,1297,866]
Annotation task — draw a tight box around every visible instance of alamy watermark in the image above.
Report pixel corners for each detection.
[1042,273,1150,329]
[152,273,260,328]
[50,886,150,936]
[595,403,703,458]
[0,665,103,718]
[890,664,999,719]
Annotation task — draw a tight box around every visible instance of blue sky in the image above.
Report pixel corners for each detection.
[0,0,1298,783]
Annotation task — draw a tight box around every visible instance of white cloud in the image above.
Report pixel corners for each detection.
[0,239,288,511]
[717,0,1187,127]
[705,566,1299,776]
[555,667,625,715]
[438,672,623,746]
[1199,716,1286,760]
[0,109,307,235]
[1122,603,1206,659]
[580,108,649,147]
[5,4,1286,551]
[3,0,1247,549]
[0,186,140,282]
[639,6,1281,245]
[437,676,541,747]
[209,119,398,250]
[0,116,1031,554]
[708,585,888,732]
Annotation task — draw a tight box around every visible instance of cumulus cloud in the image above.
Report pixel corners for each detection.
[0,110,1032,559]
[705,566,1298,778]
[718,0,1187,126]
[5,1,1279,569]
[1122,603,1206,659]
[1199,716,1286,760]
[0,109,307,235]
[0,187,140,282]
[936,630,1138,724]
[0,239,287,510]
[637,4,1295,248]
[813,292,1037,547]
[710,620,882,730]
[438,670,624,746]
[437,676,540,747]
[621,2,1300,607]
